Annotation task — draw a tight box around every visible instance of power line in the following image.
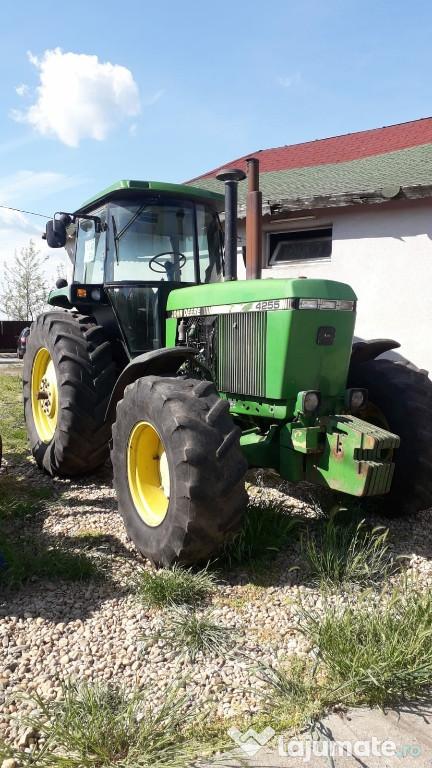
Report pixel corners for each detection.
[0,204,50,219]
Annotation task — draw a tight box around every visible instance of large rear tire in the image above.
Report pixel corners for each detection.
[23,311,116,476]
[111,376,248,566]
[348,358,432,515]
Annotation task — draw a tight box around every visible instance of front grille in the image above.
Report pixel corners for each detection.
[217,312,267,397]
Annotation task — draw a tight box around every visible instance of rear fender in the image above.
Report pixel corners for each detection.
[350,338,400,367]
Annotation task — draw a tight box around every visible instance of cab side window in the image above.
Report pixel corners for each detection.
[74,210,106,283]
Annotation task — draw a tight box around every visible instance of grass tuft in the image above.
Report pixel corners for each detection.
[0,536,104,588]
[300,506,394,588]
[254,658,327,732]
[299,583,432,708]
[145,606,235,663]
[0,372,30,461]
[221,505,299,570]
[134,563,218,609]
[0,487,54,520]
[0,678,206,767]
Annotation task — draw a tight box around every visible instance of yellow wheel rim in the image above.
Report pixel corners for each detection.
[31,348,58,443]
[127,422,170,527]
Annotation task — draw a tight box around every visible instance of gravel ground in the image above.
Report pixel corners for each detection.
[1,449,432,751]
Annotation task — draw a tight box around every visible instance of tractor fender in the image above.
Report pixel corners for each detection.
[350,338,400,367]
[106,347,209,424]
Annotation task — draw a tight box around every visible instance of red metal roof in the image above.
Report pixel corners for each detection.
[188,117,432,182]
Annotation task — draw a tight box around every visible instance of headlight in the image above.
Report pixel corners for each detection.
[299,298,318,309]
[297,390,322,413]
[345,388,368,411]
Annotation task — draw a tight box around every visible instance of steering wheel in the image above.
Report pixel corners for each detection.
[148,251,187,274]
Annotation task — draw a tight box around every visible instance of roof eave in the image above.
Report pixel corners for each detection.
[236,183,432,219]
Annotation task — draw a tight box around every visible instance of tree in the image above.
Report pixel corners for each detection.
[0,239,50,321]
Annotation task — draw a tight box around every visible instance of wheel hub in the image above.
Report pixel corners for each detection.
[31,349,58,443]
[38,375,55,417]
[127,421,170,527]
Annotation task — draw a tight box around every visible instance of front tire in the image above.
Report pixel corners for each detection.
[349,358,432,515]
[111,376,248,566]
[23,311,116,476]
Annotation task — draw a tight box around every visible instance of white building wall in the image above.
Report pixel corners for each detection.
[237,200,432,375]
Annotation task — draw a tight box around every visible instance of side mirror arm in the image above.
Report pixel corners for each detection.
[45,212,104,248]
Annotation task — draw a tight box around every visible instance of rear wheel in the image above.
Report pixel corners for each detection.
[348,358,432,515]
[111,376,248,565]
[23,311,116,476]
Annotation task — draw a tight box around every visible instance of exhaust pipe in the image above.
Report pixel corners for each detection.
[245,157,262,280]
[216,167,246,281]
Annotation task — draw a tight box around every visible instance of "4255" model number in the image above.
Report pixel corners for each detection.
[254,300,281,311]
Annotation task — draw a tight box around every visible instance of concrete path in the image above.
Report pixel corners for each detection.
[203,698,432,767]
[0,353,22,365]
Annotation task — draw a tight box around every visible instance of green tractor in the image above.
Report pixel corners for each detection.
[23,163,432,565]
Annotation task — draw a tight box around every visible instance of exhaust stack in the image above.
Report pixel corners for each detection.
[216,167,246,281]
[245,157,262,280]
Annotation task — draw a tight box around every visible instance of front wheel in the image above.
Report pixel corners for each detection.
[349,358,432,516]
[111,376,248,566]
[23,312,116,476]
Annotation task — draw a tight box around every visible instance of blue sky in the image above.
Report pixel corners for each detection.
[0,0,431,287]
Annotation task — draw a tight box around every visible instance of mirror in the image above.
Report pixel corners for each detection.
[46,219,67,248]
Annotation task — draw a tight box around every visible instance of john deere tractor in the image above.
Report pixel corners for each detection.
[23,162,432,565]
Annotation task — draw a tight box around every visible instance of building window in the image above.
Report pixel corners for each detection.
[268,227,332,265]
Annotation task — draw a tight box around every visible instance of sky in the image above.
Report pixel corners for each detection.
[0,0,431,294]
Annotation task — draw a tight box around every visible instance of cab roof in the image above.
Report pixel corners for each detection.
[77,179,225,213]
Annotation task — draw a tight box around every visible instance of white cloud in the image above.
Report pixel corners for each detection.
[12,48,141,147]
[15,83,29,97]
[277,73,301,88]
[143,89,164,106]
[0,207,35,233]
[0,170,87,205]
[0,135,37,155]
[0,170,77,314]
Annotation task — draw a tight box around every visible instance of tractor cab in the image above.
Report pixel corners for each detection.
[46,181,225,357]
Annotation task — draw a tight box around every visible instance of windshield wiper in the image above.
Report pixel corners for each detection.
[111,215,119,264]
[116,203,149,240]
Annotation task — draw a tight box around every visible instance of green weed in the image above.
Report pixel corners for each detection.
[301,506,394,588]
[146,606,235,662]
[0,678,207,767]
[254,657,328,732]
[0,536,103,588]
[134,563,218,609]
[299,584,432,708]
[0,487,54,520]
[221,505,299,570]
[0,372,29,460]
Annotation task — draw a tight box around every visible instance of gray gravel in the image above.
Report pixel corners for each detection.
[1,458,432,752]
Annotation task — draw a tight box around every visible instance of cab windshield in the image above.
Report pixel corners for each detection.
[105,197,223,284]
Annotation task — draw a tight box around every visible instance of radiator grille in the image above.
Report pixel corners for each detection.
[217,313,267,396]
